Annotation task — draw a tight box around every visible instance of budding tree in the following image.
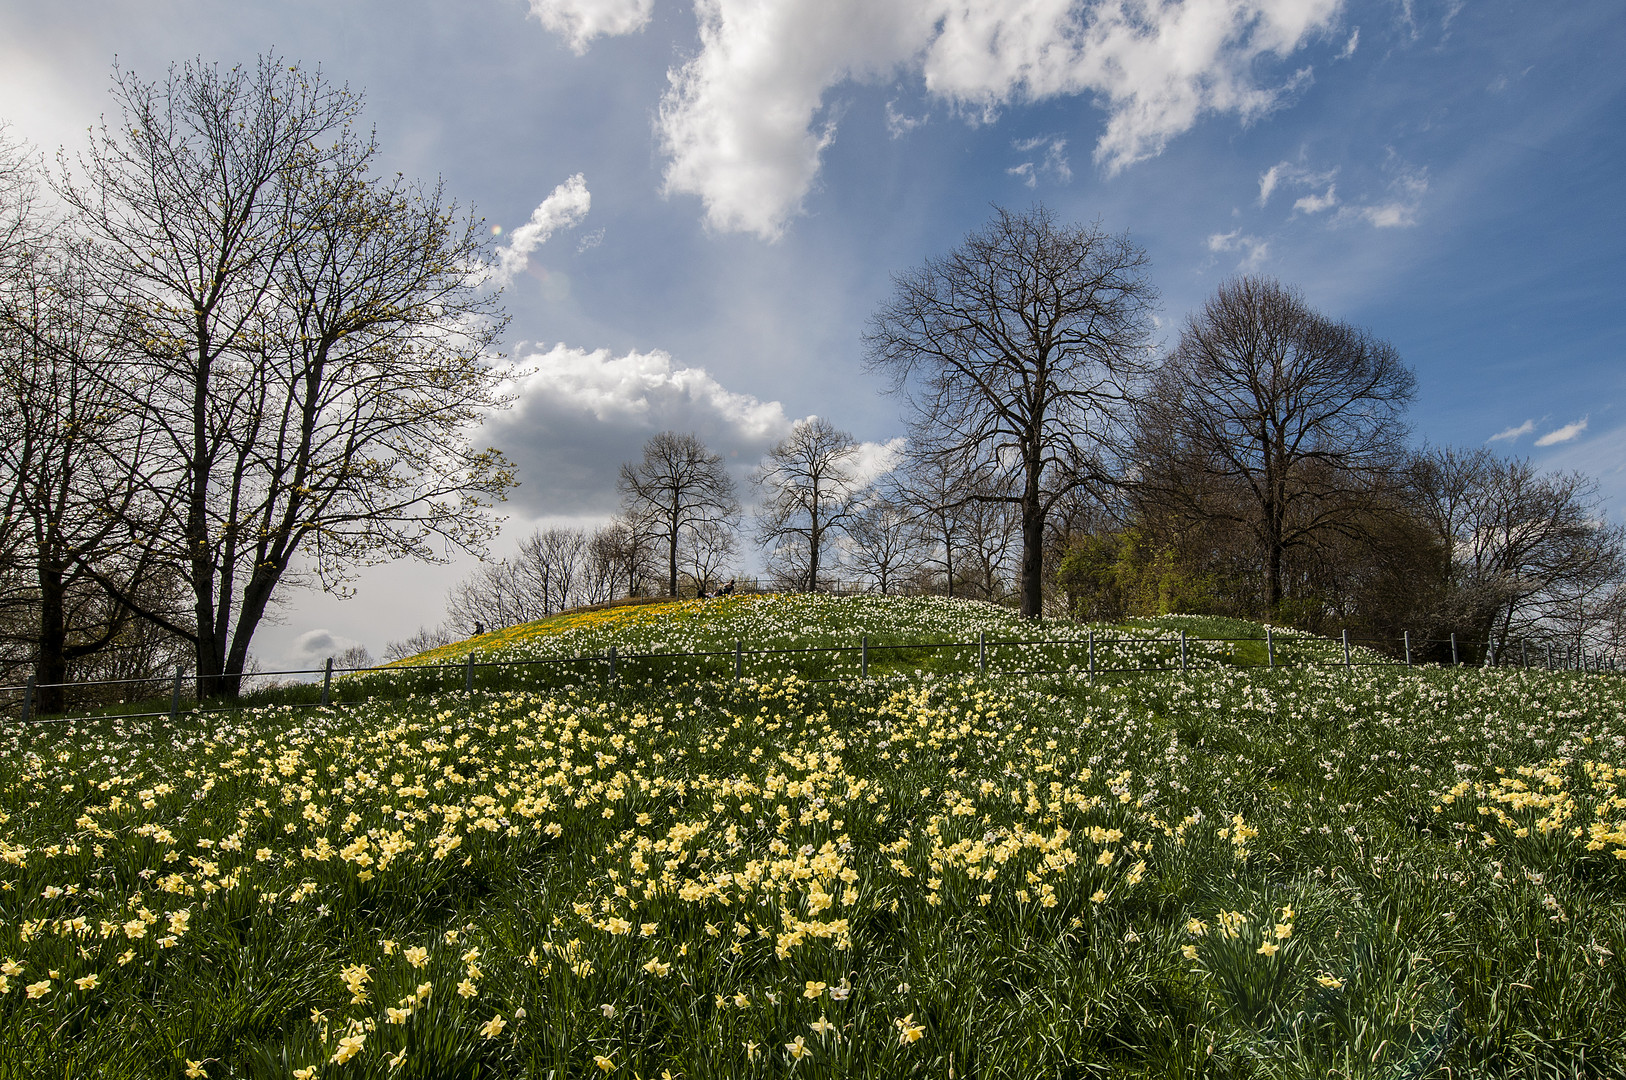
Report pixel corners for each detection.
[60,56,515,697]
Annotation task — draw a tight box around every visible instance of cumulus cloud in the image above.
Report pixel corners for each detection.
[1207,228,1269,270]
[483,344,801,515]
[492,174,591,285]
[527,0,654,54]
[288,628,365,667]
[564,0,1345,239]
[1488,419,1535,443]
[1292,184,1337,214]
[1536,417,1588,447]
[847,435,908,487]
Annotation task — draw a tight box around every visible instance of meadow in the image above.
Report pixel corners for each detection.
[1,594,1623,1078]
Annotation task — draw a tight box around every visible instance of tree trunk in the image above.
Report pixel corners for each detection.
[668,528,680,597]
[1020,461,1044,619]
[1266,539,1284,615]
[807,503,821,593]
[34,559,68,715]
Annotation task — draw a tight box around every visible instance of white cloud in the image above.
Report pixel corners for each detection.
[848,435,907,487]
[1009,134,1072,187]
[1258,162,1285,206]
[1258,159,1338,207]
[885,99,927,138]
[1207,228,1269,270]
[657,1,927,239]
[1339,26,1359,59]
[527,0,655,54]
[1536,417,1588,447]
[288,628,365,667]
[483,344,801,514]
[1336,158,1427,228]
[633,0,1345,239]
[492,174,591,285]
[1488,419,1535,443]
[1292,183,1337,214]
[1263,153,1426,230]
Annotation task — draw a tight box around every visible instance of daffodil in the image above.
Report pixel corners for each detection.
[330,1032,365,1064]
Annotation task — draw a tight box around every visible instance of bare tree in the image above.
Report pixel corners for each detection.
[1411,447,1624,657]
[893,455,974,598]
[59,56,514,698]
[681,517,739,596]
[444,560,541,634]
[381,624,456,663]
[588,516,655,600]
[1137,276,1415,616]
[517,528,589,612]
[752,418,864,593]
[957,492,1020,602]
[618,432,740,597]
[844,494,921,596]
[336,644,374,670]
[866,205,1158,618]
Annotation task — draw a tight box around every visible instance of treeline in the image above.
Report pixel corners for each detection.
[422,215,1624,665]
[6,59,1621,700]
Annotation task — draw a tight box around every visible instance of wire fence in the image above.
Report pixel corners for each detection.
[3,624,1619,730]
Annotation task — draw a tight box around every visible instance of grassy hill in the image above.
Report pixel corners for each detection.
[1,595,1623,1077]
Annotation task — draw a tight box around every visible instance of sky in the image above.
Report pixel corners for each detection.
[2,0,1623,670]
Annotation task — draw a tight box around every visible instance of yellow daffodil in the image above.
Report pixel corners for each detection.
[330,1033,365,1064]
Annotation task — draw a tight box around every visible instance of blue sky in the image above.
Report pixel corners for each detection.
[2,0,1623,667]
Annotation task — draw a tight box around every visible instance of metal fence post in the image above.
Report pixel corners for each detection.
[608,644,616,680]
[1180,630,1187,672]
[465,653,475,695]
[735,640,742,679]
[1342,629,1351,669]
[860,635,868,679]
[1403,630,1412,667]
[1088,628,1095,683]
[979,631,986,674]
[1265,626,1274,668]
[1546,643,1553,671]
[21,674,34,724]
[1450,634,1459,666]
[321,657,333,707]
[1522,639,1529,668]
[168,665,184,724]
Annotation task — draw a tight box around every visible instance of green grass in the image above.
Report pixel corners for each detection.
[1,594,1623,1078]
